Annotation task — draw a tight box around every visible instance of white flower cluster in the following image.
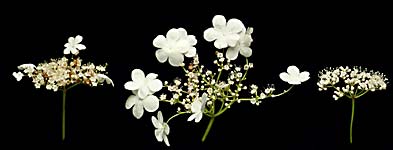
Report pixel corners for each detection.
[126,15,310,147]
[317,66,388,100]
[13,35,114,91]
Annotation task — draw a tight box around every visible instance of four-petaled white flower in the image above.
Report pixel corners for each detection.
[280,66,310,85]
[126,93,159,119]
[64,35,86,55]
[153,28,197,67]
[97,74,114,87]
[124,69,163,98]
[152,111,170,146]
[204,15,245,49]
[13,72,24,81]
[226,27,253,60]
[187,93,208,123]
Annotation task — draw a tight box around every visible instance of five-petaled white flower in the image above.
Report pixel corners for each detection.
[64,35,86,55]
[125,92,159,119]
[204,15,245,49]
[97,74,114,87]
[187,93,208,123]
[153,28,197,67]
[279,66,310,85]
[152,111,170,146]
[124,69,163,98]
[13,72,24,81]
[226,27,253,60]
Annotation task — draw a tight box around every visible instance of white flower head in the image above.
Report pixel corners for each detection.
[64,35,86,55]
[204,15,245,49]
[153,28,197,67]
[226,27,253,60]
[279,66,310,85]
[124,69,163,98]
[13,72,24,81]
[151,111,170,146]
[97,74,114,87]
[187,93,208,123]
[125,94,159,119]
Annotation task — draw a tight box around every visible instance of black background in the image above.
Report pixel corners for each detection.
[2,3,392,149]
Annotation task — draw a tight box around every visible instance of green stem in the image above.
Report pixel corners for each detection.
[202,117,215,142]
[350,97,355,144]
[62,89,66,141]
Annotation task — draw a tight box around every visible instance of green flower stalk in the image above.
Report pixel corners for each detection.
[317,66,388,144]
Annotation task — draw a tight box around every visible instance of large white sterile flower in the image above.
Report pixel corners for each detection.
[13,72,24,81]
[153,28,197,67]
[187,93,208,123]
[279,66,310,85]
[226,27,253,60]
[152,111,170,146]
[125,94,159,119]
[124,69,163,98]
[203,15,245,49]
[64,35,86,55]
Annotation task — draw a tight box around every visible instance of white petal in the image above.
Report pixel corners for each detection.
[155,49,169,63]
[299,71,310,82]
[185,47,196,58]
[163,134,170,146]
[125,95,138,109]
[152,116,162,129]
[187,35,197,45]
[76,44,86,50]
[155,129,163,141]
[146,73,158,80]
[157,111,163,123]
[138,86,150,99]
[148,79,163,92]
[132,101,144,119]
[279,73,290,83]
[226,47,240,60]
[153,35,167,48]
[164,124,170,135]
[203,28,219,42]
[287,66,300,75]
[214,39,228,49]
[227,19,245,33]
[177,28,187,39]
[143,95,159,112]
[68,37,74,43]
[75,35,83,43]
[195,113,203,123]
[70,48,78,55]
[240,47,252,57]
[124,81,139,90]
[168,53,184,67]
[97,74,114,86]
[212,15,226,29]
[225,34,240,47]
[166,28,179,41]
[131,69,145,82]
[187,113,197,122]
[289,80,301,85]
[63,48,71,54]
[191,101,202,113]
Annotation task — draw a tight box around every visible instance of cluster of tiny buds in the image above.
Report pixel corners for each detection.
[317,66,388,100]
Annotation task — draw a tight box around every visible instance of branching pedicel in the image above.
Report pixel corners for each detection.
[317,66,388,144]
[124,15,310,146]
[13,35,114,141]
